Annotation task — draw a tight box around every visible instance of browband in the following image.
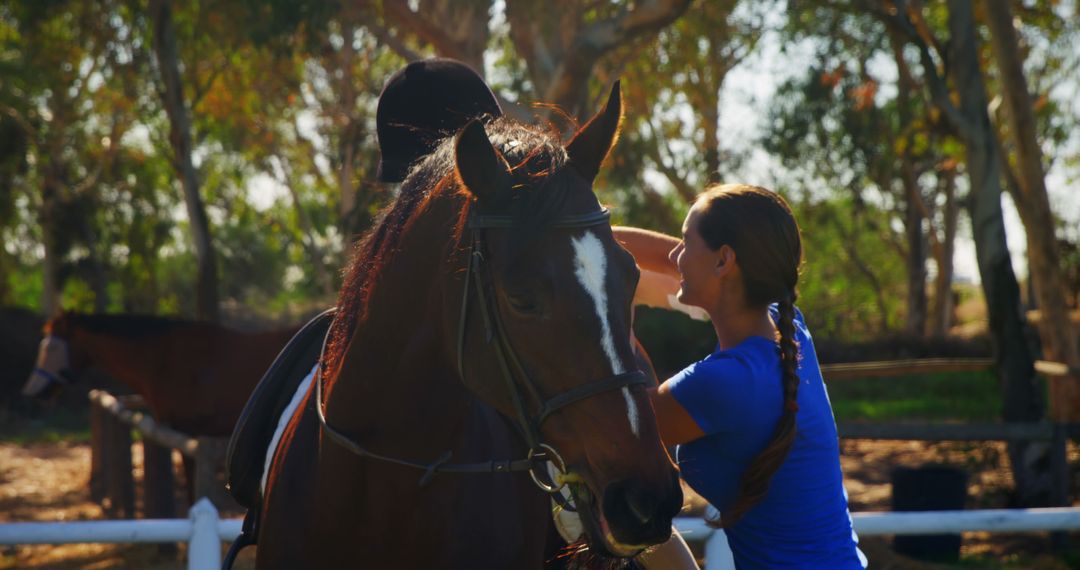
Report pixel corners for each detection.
[468,208,611,230]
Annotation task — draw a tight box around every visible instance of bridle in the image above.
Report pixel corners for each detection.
[314,207,647,506]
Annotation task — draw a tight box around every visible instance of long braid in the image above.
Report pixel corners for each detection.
[693,183,803,528]
[718,292,800,527]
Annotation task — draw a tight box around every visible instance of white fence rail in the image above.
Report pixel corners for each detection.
[0,499,235,570]
[3,504,1080,570]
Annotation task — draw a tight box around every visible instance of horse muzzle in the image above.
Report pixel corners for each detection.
[21,367,69,399]
[572,471,683,558]
[602,474,683,549]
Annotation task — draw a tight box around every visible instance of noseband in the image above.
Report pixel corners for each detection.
[314,207,646,504]
[29,335,72,391]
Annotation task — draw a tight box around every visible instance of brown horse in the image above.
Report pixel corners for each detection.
[254,83,682,568]
[22,311,299,437]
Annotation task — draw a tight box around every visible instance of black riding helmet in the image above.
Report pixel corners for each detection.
[376,58,503,183]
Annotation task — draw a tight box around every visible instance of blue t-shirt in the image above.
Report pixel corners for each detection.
[668,306,867,569]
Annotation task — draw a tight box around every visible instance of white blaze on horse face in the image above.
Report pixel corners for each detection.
[570,231,640,438]
[21,335,70,397]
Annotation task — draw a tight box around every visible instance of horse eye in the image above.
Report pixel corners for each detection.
[506,293,540,315]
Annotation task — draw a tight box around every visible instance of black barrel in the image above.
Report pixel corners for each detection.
[891,465,969,562]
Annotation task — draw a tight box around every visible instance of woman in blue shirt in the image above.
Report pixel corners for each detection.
[617,184,867,569]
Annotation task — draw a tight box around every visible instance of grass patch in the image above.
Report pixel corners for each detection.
[827,370,1002,422]
[955,546,1080,569]
[0,406,92,444]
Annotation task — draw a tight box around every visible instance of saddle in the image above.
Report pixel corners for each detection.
[225,308,335,510]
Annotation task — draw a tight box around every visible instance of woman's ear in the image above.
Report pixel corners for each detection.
[714,245,736,275]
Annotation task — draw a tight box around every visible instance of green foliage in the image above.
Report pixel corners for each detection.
[0,0,1073,352]
[827,370,1001,421]
[605,0,770,230]
[793,195,907,339]
[0,403,91,444]
[633,307,716,379]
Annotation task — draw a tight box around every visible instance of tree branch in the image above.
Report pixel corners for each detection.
[367,21,423,62]
[643,118,697,203]
[0,105,37,143]
[291,117,335,190]
[190,62,225,110]
[879,0,972,139]
[70,113,127,196]
[540,0,692,111]
[381,0,471,65]
[578,0,694,54]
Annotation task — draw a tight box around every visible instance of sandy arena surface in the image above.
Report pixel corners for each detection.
[1,439,1077,569]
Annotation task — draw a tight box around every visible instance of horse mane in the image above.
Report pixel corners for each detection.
[323,116,574,377]
[53,312,203,339]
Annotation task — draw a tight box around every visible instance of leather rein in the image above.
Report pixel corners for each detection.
[313,207,646,505]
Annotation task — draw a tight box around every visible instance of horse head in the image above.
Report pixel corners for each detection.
[448,82,682,556]
[21,311,79,399]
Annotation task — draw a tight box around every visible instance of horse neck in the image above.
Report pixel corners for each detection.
[325,194,471,451]
[69,317,207,408]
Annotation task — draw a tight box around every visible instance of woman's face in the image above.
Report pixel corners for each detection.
[668,205,720,310]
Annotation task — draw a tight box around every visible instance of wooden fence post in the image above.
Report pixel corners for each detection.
[89,400,106,503]
[104,413,135,519]
[143,440,176,519]
[1051,423,1069,549]
[100,411,116,515]
[194,437,231,510]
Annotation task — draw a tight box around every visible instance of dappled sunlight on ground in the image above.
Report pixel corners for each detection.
[2,440,1079,568]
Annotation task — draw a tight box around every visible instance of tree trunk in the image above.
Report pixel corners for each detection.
[79,217,110,314]
[944,0,1051,506]
[702,101,720,184]
[149,0,219,322]
[902,166,928,337]
[507,0,692,119]
[930,169,958,336]
[335,17,359,239]
[40,162,63,316]
[985,0,1080,420]
[891,34,929,337]
[381,0,490,73]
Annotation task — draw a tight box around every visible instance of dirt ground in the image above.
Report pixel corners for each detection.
[1,439,1078,569]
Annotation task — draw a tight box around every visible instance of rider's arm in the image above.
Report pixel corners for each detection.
[647,384,706,447]
[634,268,682,312]
[612,226,679,277]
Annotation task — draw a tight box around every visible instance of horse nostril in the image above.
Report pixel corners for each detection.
[602,476,681,545]
[628,492,653,525]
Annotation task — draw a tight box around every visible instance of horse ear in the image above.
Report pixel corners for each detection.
[455,119,511,203]
[566,81,623,182]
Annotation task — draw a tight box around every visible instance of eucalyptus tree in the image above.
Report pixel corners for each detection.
[768,3,963,338]
[985,1,1079,413]
[0,0,141,314]
[361,1,692,121]
[869,0,1052,506]
[365,0,775,235]
[121,0,352,314]
[145,0,221,321]
[608,0,768,232]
